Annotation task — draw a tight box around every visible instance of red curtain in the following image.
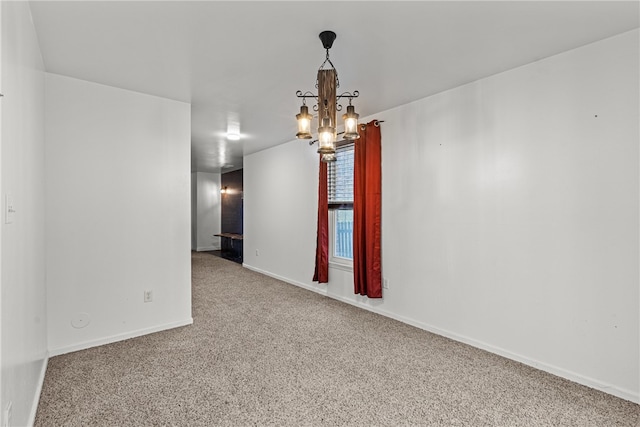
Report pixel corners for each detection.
[313,156,329,283]
[353,120,382,298]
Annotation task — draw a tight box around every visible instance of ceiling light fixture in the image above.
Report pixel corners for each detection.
[226,115,241,141]
[296,30,359,162]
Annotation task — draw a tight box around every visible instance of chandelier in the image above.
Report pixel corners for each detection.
[295,31,360,162]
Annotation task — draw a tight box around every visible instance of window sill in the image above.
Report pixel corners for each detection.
[329,260,353,273]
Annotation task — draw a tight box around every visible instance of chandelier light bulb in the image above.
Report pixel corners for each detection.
[346,118,356,128]
[319,129,333,145]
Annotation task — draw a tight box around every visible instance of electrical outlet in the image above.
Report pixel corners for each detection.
[383,278,389,289]
[144,290,153,303]
[4,401,12,427]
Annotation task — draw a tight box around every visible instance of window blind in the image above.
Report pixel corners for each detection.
[328,143,354,208]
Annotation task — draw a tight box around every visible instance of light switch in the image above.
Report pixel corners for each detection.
[5,194,15,224]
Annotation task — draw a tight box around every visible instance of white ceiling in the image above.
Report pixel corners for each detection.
[29,1,639,173]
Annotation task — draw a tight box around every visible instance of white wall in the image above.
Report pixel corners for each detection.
[1,2,48,426]
[244,30,639,403]
[192,172,221,251]
[245,141,318,280]
[45,73,193,356]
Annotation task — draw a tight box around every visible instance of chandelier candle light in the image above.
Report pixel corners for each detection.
[296,31,360,162]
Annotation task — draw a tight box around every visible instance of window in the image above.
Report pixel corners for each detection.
[328,143,354,267]
[333,210,353,260]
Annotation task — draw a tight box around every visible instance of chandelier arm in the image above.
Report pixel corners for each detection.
[296,90,318,100]
[336,91,359,101]
[297,90,358,108]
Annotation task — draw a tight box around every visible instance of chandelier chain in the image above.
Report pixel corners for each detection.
[317,49,340,89]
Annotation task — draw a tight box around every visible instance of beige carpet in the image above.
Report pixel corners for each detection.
[35,252,639,426]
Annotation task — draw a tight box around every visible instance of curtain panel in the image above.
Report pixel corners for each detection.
[313,156,329,283]
[353,120,382,298]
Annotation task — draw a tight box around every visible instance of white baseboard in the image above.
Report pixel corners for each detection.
[243,263,329,297]
[27,357,48,427]
[197,246,219,251]
[48,318,194,357]
[240,264,639,404]
[331,295,639,404]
